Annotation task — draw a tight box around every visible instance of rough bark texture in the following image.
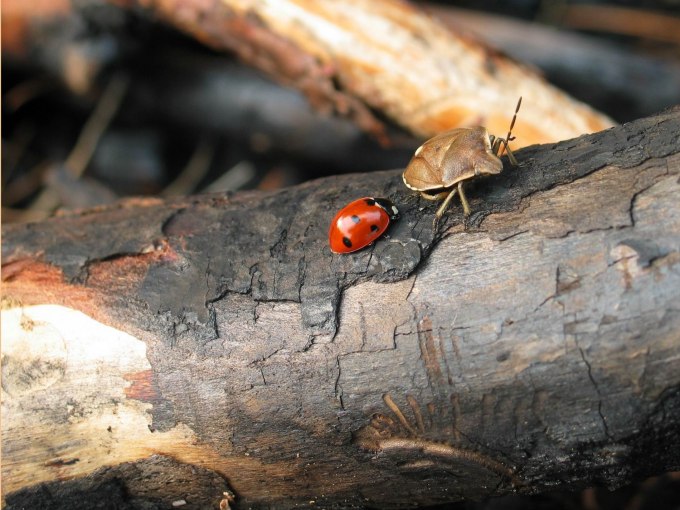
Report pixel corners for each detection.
[3,109,680,509]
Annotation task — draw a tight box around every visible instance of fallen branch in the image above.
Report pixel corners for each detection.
[3,108,680,508]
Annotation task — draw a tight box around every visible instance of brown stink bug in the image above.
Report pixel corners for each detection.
[402,98,522,218]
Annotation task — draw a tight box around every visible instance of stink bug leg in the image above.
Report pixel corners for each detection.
[496,97,522,165]
[435,184,463,218]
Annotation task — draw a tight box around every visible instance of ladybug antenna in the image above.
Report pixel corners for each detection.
[499,96,522,158]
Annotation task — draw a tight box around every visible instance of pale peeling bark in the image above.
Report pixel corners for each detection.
[109,0,615,146]
[2,109,680,508]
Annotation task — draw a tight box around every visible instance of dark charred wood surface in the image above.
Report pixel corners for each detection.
[3,108,680,508]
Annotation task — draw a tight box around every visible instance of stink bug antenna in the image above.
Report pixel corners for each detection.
[499,96,522,158]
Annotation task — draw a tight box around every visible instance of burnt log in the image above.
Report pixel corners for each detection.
[2,108,680,508]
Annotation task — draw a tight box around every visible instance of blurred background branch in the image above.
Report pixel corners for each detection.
[4,0,679,225]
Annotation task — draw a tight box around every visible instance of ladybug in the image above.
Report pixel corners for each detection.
[329,197,399,254]
[403,97,522,218]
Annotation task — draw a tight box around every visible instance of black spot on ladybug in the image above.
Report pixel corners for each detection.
[351,215,361,223]
[370,225,379,232]
[343,237,353,248]
[364,198,376,206]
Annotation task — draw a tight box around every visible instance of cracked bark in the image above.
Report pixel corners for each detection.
[3,108,680,509]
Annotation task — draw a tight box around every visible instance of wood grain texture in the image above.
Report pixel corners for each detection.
[3,109,680,508]
[109,0,615,145]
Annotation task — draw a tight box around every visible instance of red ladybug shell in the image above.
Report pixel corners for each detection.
[329,197,399,254]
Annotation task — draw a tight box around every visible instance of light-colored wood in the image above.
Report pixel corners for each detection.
[1,306,283,495]
[112,0,615,146]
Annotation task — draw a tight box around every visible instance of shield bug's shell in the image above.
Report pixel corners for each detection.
[402,98,522,218]
[403,127,503,193]
[329,197,399,254]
